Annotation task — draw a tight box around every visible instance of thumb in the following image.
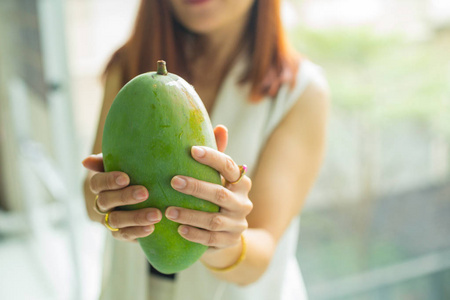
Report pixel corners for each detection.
[82,153,104,172]
[214,125,228,153]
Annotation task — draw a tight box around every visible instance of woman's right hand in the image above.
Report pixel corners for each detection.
[82,154,162,242]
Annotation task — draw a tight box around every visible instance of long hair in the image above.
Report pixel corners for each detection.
[104,0,300,102]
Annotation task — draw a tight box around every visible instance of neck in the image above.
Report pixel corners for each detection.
[203,26,244,63]
[187,12,251,111]
[193,12,250,75]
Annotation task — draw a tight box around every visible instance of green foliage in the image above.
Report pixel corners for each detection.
[291,26,401,64]
[288,26,450,136]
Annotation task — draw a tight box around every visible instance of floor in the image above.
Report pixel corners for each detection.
[0,217,105,300]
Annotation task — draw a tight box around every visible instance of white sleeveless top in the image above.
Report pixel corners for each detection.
[98,58,326,300]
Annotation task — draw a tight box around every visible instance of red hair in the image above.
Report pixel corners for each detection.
[104,0,300,102]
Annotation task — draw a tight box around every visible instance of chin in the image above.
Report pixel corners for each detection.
[182,19,223,35]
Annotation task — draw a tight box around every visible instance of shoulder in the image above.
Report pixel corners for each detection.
[103,62,123,95]
[92,63,125,153]
[294,62,330,117]
[279,60,330,126]
[276,60,330,140]
[294,59,329,105]
[261,60,329,141]
[101,62,125,112]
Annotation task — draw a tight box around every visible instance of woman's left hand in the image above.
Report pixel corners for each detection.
[165,145,253,250]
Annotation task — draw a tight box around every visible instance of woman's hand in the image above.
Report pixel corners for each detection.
[81,125,230,244]
[165,146,253,250]
[82,154,162,242]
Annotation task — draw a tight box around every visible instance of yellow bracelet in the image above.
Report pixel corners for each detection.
[203,234,247,272]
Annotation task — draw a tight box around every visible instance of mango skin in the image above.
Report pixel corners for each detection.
[102,71,221,274]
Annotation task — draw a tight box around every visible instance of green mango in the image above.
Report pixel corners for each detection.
[102,60,221,274]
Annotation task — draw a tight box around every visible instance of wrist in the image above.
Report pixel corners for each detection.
[201,234,246,272]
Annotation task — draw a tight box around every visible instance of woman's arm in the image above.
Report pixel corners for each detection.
[83,65,123,223]
[175,78,330,285]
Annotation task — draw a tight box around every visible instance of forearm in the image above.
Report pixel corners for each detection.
[200,228,275,286]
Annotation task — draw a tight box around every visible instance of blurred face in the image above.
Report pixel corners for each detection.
[168,0,255,35]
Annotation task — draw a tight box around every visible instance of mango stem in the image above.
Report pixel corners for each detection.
[157,60,168,75]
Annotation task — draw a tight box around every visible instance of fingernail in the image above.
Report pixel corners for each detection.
[116,175,128,186]
[179,226,189,235]
[166,208,179,220]
[81,158,88,166]
[192,146,206,158]
[172,177,187,189]
[147,211,160,222]
[133,189,147,201]
[143,225,154,233]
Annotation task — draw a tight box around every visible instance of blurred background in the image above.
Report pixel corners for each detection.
[0,0,449,299]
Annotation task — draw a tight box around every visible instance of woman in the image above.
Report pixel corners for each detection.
[82,0,329,299]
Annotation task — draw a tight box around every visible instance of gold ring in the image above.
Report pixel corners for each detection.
[93,195,108,215]
[105,211,119,232]
[226,165,247,185]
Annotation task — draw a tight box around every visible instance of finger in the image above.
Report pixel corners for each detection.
[90,171,130,194]
[177,225,241,248]
[171,176,238,211]
[214,125,228,153]
[165,207,247,232]
[191,146,241,184]
[82,154,104,172]
[225,175,253,194]
[111,225,155,241]
[97,185,148,211]
[107,208,162,229]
